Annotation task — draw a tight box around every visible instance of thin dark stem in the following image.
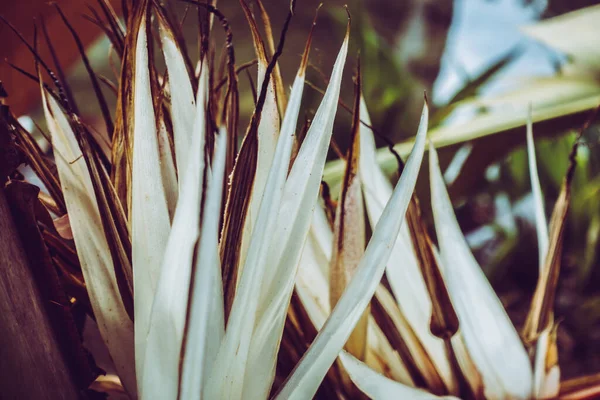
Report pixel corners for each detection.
[55,5,115,138]
[40,17,80,115]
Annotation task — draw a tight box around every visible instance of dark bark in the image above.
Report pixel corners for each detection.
[0,185,82,400]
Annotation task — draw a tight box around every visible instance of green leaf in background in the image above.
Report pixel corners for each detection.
[325,4,600,191]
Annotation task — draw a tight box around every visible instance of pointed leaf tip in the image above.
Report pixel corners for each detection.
[526,104,549,272]
[298,4,321,76]
[275,97,429,400]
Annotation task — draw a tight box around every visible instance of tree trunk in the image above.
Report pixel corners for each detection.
[0,186,81,400]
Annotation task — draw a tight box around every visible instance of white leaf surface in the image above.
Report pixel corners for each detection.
[358,97,455,392]
[340,352,459,400]
[296,204,333,329]
[527,109,558,400]
[140,62,208,400]
[430,143,533,400]
[180,127,227,400]
[238,56,282,274]
[275,100,429,400]
[526,106,549,272]
[131,15,172,386]
[157,120,178,220]
[42,90,136,396]
[243,35,350,399]
[296,205,414,386]
[158,18,196,183]
[205,44,312,400]
[533,329,560,399]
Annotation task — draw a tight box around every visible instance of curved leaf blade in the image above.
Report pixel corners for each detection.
[274,100,429,400]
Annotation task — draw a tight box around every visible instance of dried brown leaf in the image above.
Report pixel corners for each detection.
[523,167,571,342]
[372,286,448,395]
[405,196,459,339]
[329,62,367,363]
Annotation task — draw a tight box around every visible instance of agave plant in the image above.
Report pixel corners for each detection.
[1,1,599,399]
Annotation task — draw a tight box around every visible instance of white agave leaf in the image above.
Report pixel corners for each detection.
[259,32,349,313]
[255,59,280,160]
[295,199,334,311]
[296,202,414,385]
[427,247,487,397]
[430,246,486,396]
[449,332,485,397]
[204,52,309,400]
[238,50,282,273]
[526,106,549,272]
[242,35,350,400]
[202,131,227,385]
[140,62,209,400]
[311,198,333,268]
[242,72,313,399]
[296,210,331,328]
[275,101,429,400]
[340,352,459,400]
[358,97,455,392]
[367,319,415,386]
[429,143,533,399]
[158,17,196,183]
[375,285,448,391]
[157,120,178,220]
[357,97,396,201]
[533,328,560,399]
[310,200,333,275]
[527,113,559,399]
[131,14,172,385]
[296,205,414,386]
[180,127,227,400]
[41,90,136,395]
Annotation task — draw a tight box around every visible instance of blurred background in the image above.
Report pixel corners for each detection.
[2,0,600,380]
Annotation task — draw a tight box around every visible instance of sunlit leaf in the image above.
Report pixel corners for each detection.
[157,10,196,184]
[140,61,208,399]
[238,0,281,277]
[130,5,172,385]
[206,24,343,400]
[275,99,429,400]
[526,108,560,399]
[41,88,136,395]
[296,204,415,386]
[156,119,178,220]
[534,326,561,399]
[340,351,459,400]
[358,97,455,392]
[180,127,227,400]
[429,142,532,399]
[372,285,448,393]
[329,65,367,363]
[527,104,550,270]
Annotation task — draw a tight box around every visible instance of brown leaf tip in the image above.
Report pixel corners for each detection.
[0,81,8,98]
[344,5,352,30]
